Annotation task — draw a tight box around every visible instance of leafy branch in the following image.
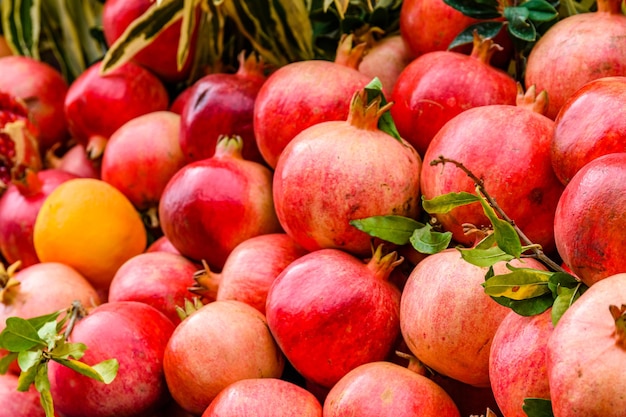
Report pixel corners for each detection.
[0,301,119,417]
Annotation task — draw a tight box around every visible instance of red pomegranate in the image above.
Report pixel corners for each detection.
[48,301,175,417]
[169,85,193,115]
[551,76,626,185]
[265,245,402,389]
[101,111,187,222]
[64,60,170,160]
[524,0,626,119]
[202,378,323,417]
[102,0,198,83]
[489,308,553,417]
[108,251,199,324]
[273,89,422,257]
[180,51,267,164]
[554,153,626,287]
[0,373,46,417]
[163,300,285,415]
[390,31,517,156]
[253,34,375,168]
[45,143,101,179]
[323,361,460,417]
[400,249,547,387]
[547,273,626,416]
[0,56,69,151]
[145,235,182,255]
[420,85,564,254]
[159,135,282,270]
[358,34,416,93]
[0,168,78,267]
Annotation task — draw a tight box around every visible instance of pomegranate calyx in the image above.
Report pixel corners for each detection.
[469,30,503,65]
[143,206,160,230]
[189,260,221,301]
[609,304,626,348]
[237,50,268,83]
[366,243,403,281]
[86,135,108,160]
[334,33,367,70]
[347,89,393,131]
[0,260,21,304]
[515,83,549,115]
[395,350,430,376]
[214,135,244,159]
[597,0,622,14]
[175,296,205,321]
[13,168,42,196]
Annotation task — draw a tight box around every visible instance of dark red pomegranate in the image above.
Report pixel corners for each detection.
[159,135,282,270]
[390,32,518,156]
[102,0,198,83]
[0,168,78,267]
[525,0,626,119]
[253,34,375,168]
[0,56,69,151]
[180,52,267,164]
[420,86,564,254]
[273,89,422,257]
[265,245,402,389]
[64,60,170,160]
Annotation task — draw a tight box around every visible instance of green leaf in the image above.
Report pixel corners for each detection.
[350,215,424,245]
[443,0,502,19]
[507,294,553,316]
[458,246,515,268]
[37,321,58,350]
[39,388,54,417]
[50,340,87,360]
[551,283,585,326]
[177,0,198,71]
[25,311,62,332]
[523,398,554,417]
[523,0,558,22]
[505,6,537,42]
[409,224,452,254]
[448,21,504,50]
[16,361,39,392]
[474,232,497,250]
[0,351,18,374]
[17,350,42,372]
[34,363,50,392]
[478,191,522,258]
[483,268,552,300]
[364,77,402,141]
[53,357,119,384]
[422,192,481,214]
[1,0,41,58]
[0,317,47,352]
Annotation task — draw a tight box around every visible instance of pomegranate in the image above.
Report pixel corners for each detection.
[390,31,517,156]
[163,300,285,415]
[0,373,46,417]
[108,251,199,324]
[430,373,502,417]
[551,76,626,185]
[191,233,308,314]
[420,85,564,254]
[265,245,402,389]
[253,34,375,168]
[554,153,626,287]
[323,361,460,417]
[64,60,170,160]
[547,273,626,416]
[180,51,267,164]
[0,169,78,267]
[358,34,416,93]
[489,308,553,417]
[45,143,101,179]
[169,85,193,115]
[0,56,69,151]
[159,135,282,270]
[0,91,42,192]
[400,249,547,387]
[101,111,187,225]
[273,89,421,257]
[48,301,175,417]
[524,0,626,119]
[400,0,478,57]
[202,378,323,417]
[145,235,182,255]
[102,0,198,83]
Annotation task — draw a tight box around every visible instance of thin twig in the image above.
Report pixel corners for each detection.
[64,300,87,340]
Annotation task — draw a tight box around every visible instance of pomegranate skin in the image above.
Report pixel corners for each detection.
[49,301,175,417]
[265,247,402,389]
[0,169,78,267]
[158,136,282,270]
[358,35,416,93]
[489,309,553,417]
[323,361,460,417]
[0,373,46,417]
[547,273,626,417]
[554,153,626,287]
[64,60,170,159]
[525,0,626,119]
[253,58,374,168]
[551,76,626,185]
[420,104,563,254]
[390,42,517,156]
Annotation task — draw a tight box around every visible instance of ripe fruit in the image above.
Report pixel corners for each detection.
[48,301,175,417]
[273,89,422,256]
[163,300,285,415]
[0,373,46,417]
[266,245,402,388]
[524,0,626,119]
[46,143,101,179]
[33,178,147,292]
[358,35,415,93]
[554,153,626,287]
[551,76,626,185]
[159,135,282,270]
[323,361,461,417]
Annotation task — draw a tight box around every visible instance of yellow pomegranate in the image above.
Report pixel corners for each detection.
[33,178,147,291]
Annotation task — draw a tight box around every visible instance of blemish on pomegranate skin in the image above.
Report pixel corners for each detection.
[529,187,543,205]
